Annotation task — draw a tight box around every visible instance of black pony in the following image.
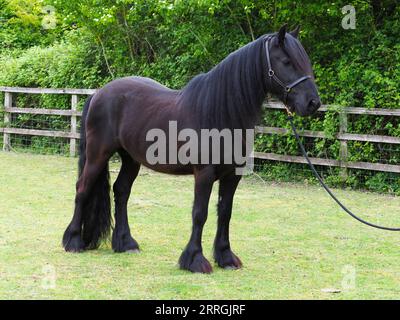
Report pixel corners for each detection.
[62,25,321,273]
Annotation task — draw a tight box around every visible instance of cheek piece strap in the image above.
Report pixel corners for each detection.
[264,35,311,113]
[265,35,400,232]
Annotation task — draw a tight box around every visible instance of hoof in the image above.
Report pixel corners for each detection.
[179,250,213,274]
[223,264,241,270]
[214,249,242,269]
[63,227,85,253]
[112,232,140,253]
[126,249,140,254]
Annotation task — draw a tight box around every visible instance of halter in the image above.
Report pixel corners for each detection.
[265,36,400,232]
[264,35,311,114]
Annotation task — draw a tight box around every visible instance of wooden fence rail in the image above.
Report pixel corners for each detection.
[0,87,95,156]
[255,101,400,175]
[0,87,399,174]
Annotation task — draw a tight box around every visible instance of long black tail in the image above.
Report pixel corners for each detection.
[79,95,112,249]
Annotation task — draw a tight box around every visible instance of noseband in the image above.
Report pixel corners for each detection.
[264,35,311,110]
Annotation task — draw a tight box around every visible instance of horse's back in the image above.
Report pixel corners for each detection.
[87,76,180,123]
[85,76,191,173]
[93,76,177,100]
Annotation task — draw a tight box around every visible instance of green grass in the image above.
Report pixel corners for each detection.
[0,151,399,299]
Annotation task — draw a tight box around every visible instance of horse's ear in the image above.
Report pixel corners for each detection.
[290,25,300,38]
[278,24,287,46]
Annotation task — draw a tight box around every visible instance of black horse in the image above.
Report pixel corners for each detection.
[62,25,321,273]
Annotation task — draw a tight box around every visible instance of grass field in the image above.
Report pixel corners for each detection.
[0,151,399,299]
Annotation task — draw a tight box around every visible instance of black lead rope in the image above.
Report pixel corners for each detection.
[287,115,400,232]
[263,33,398,231]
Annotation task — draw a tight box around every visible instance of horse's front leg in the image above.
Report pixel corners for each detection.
[179,166,215,273]
[214,171,243,269]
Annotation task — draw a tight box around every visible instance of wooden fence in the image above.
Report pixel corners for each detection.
[0,87,399,174]
[0,87,95,156]
[255,101,400,175]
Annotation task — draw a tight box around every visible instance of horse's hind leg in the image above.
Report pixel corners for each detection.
[213,171,242,269]
[63,152,111,252]
[112,150,140,253]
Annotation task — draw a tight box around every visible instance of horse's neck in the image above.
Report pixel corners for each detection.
[182,38,267,130]
[221,79,266,130]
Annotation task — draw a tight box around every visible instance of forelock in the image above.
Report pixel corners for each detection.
[283,34,313,75]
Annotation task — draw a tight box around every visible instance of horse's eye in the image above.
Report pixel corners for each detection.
[282,58,291,65]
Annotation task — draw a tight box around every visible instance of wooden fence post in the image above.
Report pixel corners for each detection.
[70,94,78,157]
[339,110,348,180]
[3,92,12,151]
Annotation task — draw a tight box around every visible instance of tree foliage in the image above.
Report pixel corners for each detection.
[0,0,399,193]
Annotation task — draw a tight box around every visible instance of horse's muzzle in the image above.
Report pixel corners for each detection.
[309,99,321,114]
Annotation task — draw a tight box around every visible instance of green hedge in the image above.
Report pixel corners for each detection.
[0,0,399,193]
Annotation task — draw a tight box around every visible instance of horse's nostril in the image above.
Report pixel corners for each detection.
[310,99,321,109]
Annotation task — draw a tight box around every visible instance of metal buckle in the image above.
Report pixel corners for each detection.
[268,70,274,77]
[284,105,293,117]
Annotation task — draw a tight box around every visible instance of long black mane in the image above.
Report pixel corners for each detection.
[178,35,269,130]
[282,33,313,76]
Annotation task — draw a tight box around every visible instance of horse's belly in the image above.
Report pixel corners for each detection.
[140,162,194,175]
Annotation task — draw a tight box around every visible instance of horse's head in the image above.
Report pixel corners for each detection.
[265,24,321,116]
